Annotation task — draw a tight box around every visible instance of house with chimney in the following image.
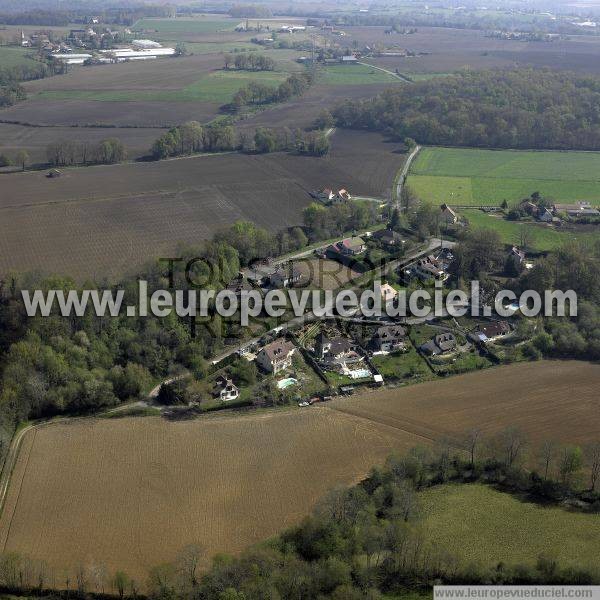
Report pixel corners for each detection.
[256,339,296,374]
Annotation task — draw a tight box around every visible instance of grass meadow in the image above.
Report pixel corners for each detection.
[0,46,39,68]
[463,209,597,250]
[420,484,600,570]
[34,69,289,104]
[409,147,600,206]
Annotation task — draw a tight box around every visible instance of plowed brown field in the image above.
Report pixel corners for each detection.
[0,360,598,588]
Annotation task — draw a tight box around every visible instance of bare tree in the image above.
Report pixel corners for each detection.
[390,480,420,522]
[113,571,130,599]
[75,564,88,596]
[539,440,557,481]
[559,445,583,486]
[585,442,600,491]
[500,426,528,468]
[176,544,203,589]
[464,428,482,467]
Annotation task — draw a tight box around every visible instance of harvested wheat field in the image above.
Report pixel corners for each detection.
[0,408,420,587]
[330,360,600,447]
[0,360,598,587]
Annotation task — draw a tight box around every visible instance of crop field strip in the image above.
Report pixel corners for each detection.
[0,130,404,279]
[0,409,423,584]
[0,361,598,584]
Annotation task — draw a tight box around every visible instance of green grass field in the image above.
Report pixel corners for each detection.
[463,209,596,250]
[35,69,288,104]
[409,147,600,206]
[0,46,39,68]
[320,63,401,85]
[420,484,600,570]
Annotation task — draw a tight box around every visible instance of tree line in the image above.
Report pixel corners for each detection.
[333,69,600,150]
[151,121,330,159]
[47,137,127,166]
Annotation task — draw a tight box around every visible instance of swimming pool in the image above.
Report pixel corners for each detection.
[277,377,298,389]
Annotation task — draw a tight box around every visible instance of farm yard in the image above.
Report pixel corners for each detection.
[407,147,600,250]
[1,360,599,585]
[0,130,405,279]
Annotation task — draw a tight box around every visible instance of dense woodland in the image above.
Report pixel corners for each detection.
[333,69,600,150]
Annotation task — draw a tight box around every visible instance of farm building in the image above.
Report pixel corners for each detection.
[51,53,93,65]
[256,339,295,374]
[100,47,176,61]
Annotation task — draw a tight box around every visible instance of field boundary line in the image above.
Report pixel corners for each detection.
[0,426,37,552]
[394,144,422,208]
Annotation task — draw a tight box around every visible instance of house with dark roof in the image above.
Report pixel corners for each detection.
[213,376,240,401]
[420,332,457,356]
[414,255,448,282]
[256,339,296,374]
[270,264,303,289]
[371,325,407,352]
[314,332,360,364]
[468,322,512,344]
[372,228,404,247]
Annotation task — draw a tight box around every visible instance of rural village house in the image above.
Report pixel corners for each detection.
[270,264,303,289]
[414,255,448,282]
[507,246,526,272]
[371,325,407,353]
[256,339,296,374]
[327,237,366,257]
[314,332,360,365]
[214,376,240,402]
[381,283,399,303]
[440,204,458,225]
[372,228,404,246]
[468,322,512,344]
[420,332,457,356]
